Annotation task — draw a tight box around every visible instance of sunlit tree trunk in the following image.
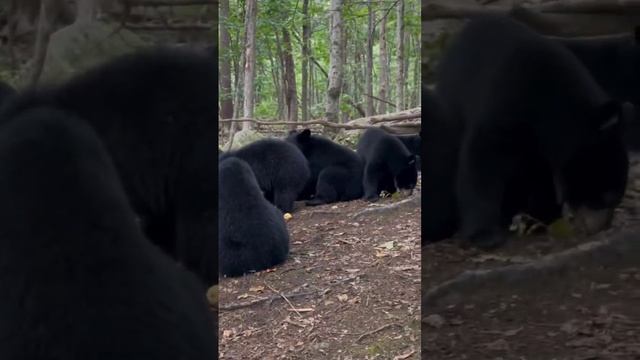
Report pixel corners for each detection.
[241,0,257,130]
[326,0,343,124]
[378,12,389,114]
[396,0,405,110]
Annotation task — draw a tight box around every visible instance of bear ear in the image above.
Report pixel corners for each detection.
[298,129,311,141]
[594,100,621,131]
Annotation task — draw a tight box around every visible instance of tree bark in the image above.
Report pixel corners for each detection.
[241,0,257,130]
[378,11,389,114]
[76,0,97,24]
[219,0,233,121]
[282,28,298,127]
[396,0,405,110]
[365,0,374,117]
[301,0,310,122]
[326,0,344,124]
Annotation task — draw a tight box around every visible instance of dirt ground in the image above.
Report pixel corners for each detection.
[219,187,421,359]
[422,158,640,359]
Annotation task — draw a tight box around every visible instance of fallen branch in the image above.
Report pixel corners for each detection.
[124,23,213,31]
[353,195,421,220]
[219,289,320,311]
[265,282,303,318]
[356,323,402,343]
[219,118,380,130]
[363,93,397,108]
[423,227,640,309]
[219,116,420,131]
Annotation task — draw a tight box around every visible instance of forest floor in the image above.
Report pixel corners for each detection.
[218,183,422,359]
[422,158,640,359]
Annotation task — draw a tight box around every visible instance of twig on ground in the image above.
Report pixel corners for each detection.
[355,323,402,343]
[265,282,303,317]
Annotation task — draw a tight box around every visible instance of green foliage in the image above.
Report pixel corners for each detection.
[223,0,420,122]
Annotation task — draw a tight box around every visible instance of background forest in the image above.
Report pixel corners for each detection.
[219,0,421,142]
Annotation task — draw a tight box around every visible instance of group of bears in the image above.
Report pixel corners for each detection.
[423,16,640,250]
[0,48,218,358]
[218,127,421,278]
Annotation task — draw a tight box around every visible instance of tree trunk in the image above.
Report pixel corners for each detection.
[274,30,287,121]
[378,11,389,114]
[76,0,96,24]
[30,0,57,86]
[219,0,233,121]
[232,7,245,121]
[267,43,284,120]
[365,0,374,117]
[396,0,405,110]
[326,0,344,124]
[241,0,257,130]
[282,28,298,127]
[301,0,310,122]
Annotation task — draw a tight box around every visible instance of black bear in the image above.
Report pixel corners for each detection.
[395,133,421,171]
[219,138,310,213]
[421,86,459,244]
[395,134,421,156]
[0,48,218,286]
[357,127,418,201]
[435,17,628,249]
[557,32,640,151]
[0,108,217,359]
[0,81,15,108]
[219,157,290,277]
[286,129,364,206]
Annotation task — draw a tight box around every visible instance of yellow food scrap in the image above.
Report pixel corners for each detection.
[283,213,293,221]
[548,218,574,239]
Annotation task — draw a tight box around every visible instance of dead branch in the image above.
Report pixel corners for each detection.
[123,23,213,31]
[219,118,420,131]
[219,289,320,311]
[423,227,640,309]
[368,110,420,124]
[380,124,419,135]
[355,323,402,343]
[265,282,303,317]
[363,93,397,108]
[219,118,379,130]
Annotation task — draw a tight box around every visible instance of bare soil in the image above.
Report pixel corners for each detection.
[219,190,421,359]
[422,158,640,359]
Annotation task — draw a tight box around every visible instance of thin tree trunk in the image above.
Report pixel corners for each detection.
[365,0,374,116]
[274,30,286,120]
[76,0,96,24]
[219,0,234,121]
[282,28,298,127]
[396,0,405,110]
[242,0,257,130]
[267,43,284,119]
[232,7,245,121]
[326,0,344,124]
[378,11,389,114]
[301,0,310,122]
